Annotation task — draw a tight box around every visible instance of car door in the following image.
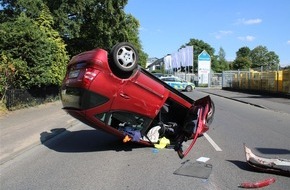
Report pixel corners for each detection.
[111,72,168,119]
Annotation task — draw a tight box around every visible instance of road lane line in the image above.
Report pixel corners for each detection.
[203,132,222,151]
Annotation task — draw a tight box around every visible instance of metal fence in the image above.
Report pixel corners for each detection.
[174,72,223,87]
[222,68,290,95]
[6,86,60,110]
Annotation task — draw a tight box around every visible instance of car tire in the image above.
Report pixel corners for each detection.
[109,42,139,72]
[185,85,193,92]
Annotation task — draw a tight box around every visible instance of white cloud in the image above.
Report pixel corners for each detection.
[287,40,290,45]
[236,18,262,25]
[214,30,233,39]
[238,35,255,42]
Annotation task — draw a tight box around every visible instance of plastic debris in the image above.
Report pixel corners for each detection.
[152,148,159,154]
[143,126,161,143]
[123,135,131,143]
[238,178,276,188]
[154,137,170,149]
[196,157,210,163]
[244,144,290,176]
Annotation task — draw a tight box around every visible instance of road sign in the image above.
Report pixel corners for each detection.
[198,50,211,85]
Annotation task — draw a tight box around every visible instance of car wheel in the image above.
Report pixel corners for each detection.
[109,42,138,72]
[185,85,193,92]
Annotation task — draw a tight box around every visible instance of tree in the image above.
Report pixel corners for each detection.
[236,46,251,58]
[35,5,69,85]
[0,0,44,21]
[212,47,229,72]
[233,57,251,70]
[0,3,68,88]
[250,45,280,70]
[43,0,147,67]
[0,52,26,100]
[233,46,252,70]
[1,0,148,68]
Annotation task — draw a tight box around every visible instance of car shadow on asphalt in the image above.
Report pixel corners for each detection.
[226,160,255,172]
[40,128,147,153]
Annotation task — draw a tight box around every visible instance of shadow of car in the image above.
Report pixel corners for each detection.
[60,42,214,158]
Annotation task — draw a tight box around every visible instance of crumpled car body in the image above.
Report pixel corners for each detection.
[244,144,290,176]
[60,42,215,158]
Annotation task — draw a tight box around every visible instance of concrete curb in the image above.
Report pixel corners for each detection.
[200,90,268,109]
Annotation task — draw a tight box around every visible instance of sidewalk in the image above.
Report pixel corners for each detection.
[0,101,77,164]
[198,88,290,114]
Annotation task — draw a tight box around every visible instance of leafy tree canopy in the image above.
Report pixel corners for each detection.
[233,45,279,70]
[0,3,68,89]
[43,0,147,67]
[1,0,147,68]
[250,45,279,70]
[233,57,251,70]
[212,47,229,72]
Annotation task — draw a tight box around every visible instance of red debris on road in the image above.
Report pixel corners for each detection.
[238,177,276,188]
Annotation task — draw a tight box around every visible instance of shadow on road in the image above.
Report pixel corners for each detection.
[226,160,255,172]
[40,128,147,153]
[255,147,290,155]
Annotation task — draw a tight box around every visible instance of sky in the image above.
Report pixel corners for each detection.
[125,0,290,66]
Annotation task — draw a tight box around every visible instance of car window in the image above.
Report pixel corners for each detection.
[62,87,109,110]
[161,77,174,82]
[175,78,182,82]
[106,111,151,134]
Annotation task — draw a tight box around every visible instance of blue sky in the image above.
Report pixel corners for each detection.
[125,0,290,66]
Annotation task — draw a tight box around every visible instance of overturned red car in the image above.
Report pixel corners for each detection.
[60,42,215,158]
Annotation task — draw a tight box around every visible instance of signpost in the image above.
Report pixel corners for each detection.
[198,50,211,86]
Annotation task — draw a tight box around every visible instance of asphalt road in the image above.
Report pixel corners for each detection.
[1,89,289,190]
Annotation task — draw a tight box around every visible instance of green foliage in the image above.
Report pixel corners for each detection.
[0,4,68,89]
[212,47,229,72]
[36,6,69,85]
[250,45,279,70]
[43,0,147,66]
[0,53,25,101]
[233,57,251,70]
[233,46,252,70]
[233,45,279,70]
[236,46,251,58]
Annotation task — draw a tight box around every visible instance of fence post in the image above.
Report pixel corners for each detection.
[238,69,240,89]
[276,65,279,93]
[208,72,211,88]
[248,68,251,90]
[260,66,263,90]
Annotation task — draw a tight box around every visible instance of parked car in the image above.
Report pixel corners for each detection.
[60,42,214,158]
[160,76,195,92]
[151,73,164,78]
[151,72,172,78]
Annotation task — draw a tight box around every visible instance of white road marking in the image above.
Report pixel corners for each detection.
[203,132,222,151]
